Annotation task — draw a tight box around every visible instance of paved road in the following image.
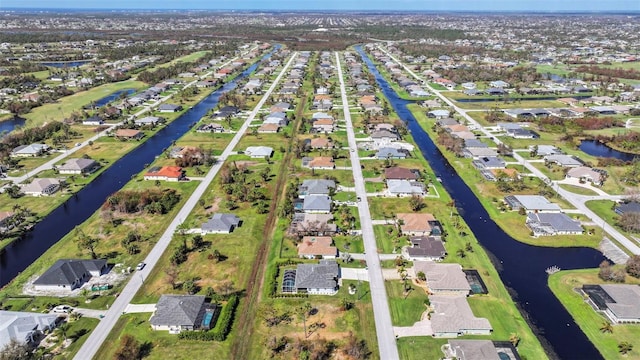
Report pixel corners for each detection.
[377,45,640,256]
[336,52,400,360]
[6,52,250,185]
[73,51,297,360]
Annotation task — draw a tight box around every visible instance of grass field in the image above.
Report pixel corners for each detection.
[549,269,640,360]
[559,183,599,196]
[23,80,146,127]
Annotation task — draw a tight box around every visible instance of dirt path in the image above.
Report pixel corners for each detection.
[230,91,308,359]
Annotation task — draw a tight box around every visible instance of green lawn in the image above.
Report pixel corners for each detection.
[558,183,599,196]
[549,269,640,360]
[385,281,428,326]
[397,337,448,360]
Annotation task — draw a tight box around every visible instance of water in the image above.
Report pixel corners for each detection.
[580,140,639,162]
[40,60,92,68]
[0,116,26,136]
[0,50,272,287]
[357,46,605,360]
[92,89,136,108]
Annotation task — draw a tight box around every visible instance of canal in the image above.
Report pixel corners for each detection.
[0,50,273,286]
[357,46,605,360]
[580,139,639,162]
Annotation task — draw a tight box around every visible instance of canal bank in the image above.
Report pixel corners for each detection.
[0,52,271,287]
[357,46,605,360]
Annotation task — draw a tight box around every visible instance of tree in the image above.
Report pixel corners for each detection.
[600,321,613,334]
[465,242,474,252]
[164,265,178,289]
[416,271,426,282]
[456,249,466,258]
[618,341,633,355]
[340,297,353,311]
[113,334,141,360]
[599,260,613,281]
[342,333,371,360]
[297,303,313,338]
[56,323,69,342]
[509,333,520,347]
[0,339,31,360]
[183,279,197,295]
[626,255,640,278]
[74,228,98,259]
[408,195,425,212]
[192,234,204,250]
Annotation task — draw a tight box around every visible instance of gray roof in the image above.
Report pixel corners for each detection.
[413,261,471,292]
[245,146,273,158]
[0,311,59,348]
[22,178,61,194]
[295,260,339,290]
[448,340,500,360]
[504,195,561,212]
[201,213,241,232]
[298,179,336,197]
[376,148,406,159]
[303,195,332,212]
[527,213,583,233]
[600,284,640,320]
[464,147,498,158]
[616,202,640,215]
[544,154,583,167]
[135,116,161,125]
[12,143,49,155]
[33,259,107,286]
[497,122,522,131]
[149,295,206,328]
[57,158,98,171]
[387,179,424,194]
[406,236,446,259]
[430,295,492,334]
[464,139,488,149]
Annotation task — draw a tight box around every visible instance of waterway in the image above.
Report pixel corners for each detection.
[357,46,605,360]
[0,50,273,287]
[40,60,92,68]
[580,140,639,162]
[0,116,26,136]
[455,95,591,103]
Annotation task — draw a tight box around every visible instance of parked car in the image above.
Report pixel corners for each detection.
[136,262,146,271]
[53,305,72,313]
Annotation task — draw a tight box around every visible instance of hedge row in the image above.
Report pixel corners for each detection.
[177,295,239,342]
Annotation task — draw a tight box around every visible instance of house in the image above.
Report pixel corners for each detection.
[294,260,340,295]
[200,213,242,234]
[463,147,498,159]
[404,236,446,261]
[504,195,561,213]
[489,80,509,88]
[385,166,419,181]
[386,179,425,196]
[115,129,144,140]
[428,110,450,119]
[615,201,640,215]
[430,295,492,337]
[143,166,185,182]
[312,118,336,133]
[0,212,15,233]
[82,116,104,126]
[370,130,400,145]
[413,261,471,295]
[444,340,502,360]
[302,157,335,170]
[566,166,606,186]
[264,112,288,126]
[135,116,162,126]
[150,295,217,333]
[298,179,335,198]
[169,146,199,159]
[289,213,337,236]
[245,146,273,159]
[297,236,338,259]
[303,195,332,213]
[213,106,240,119]
[309,137,334,149]
[0,311,60,349]
[531,145,561,157]
[196,123,225,133]
[582,284,640,324]
[33,259,108,291]
[376,148,407,160]
[57,158,100,175]
[396,213,437,236]
[544,154,583,167]
[21,178,63,196]
[464,139,488,149]
[11,144,49,158]
[472,156,505,170]
[258,123,280,133]
[526,213,583,236]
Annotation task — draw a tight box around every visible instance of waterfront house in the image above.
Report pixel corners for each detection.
[57,158,100,175]
[33,259,108,291]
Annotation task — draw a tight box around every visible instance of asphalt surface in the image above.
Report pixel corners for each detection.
[73,51,297,360]
[336,52,400,360]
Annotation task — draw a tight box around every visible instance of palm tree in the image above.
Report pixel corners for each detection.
[618,342,633,355]
[509,333,520,347]
[600,321,613,334]
[456,249,466,258]
[56,323,69,342]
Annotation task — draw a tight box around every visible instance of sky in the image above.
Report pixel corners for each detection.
[0,0,638,12]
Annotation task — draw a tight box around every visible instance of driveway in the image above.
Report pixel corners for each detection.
[394,316,433,337]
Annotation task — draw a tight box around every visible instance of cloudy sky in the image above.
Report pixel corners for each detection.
[1,0,638,11]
